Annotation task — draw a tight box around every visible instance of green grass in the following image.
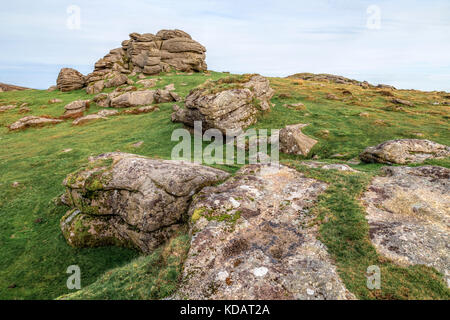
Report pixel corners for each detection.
[0,70,449,299]
[58,232,190,300]
[285,161,449,299]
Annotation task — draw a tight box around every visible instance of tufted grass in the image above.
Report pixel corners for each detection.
[0,70,449,299]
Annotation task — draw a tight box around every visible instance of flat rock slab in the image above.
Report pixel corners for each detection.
[175,164,354,300]
[360,139,450,165]
[9,116,63,131]
[300,161,359,172]
[362,166,449,286]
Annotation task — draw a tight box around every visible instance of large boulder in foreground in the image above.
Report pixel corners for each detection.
[60,153,230,253]
[9,116,63,131]
[56,68,86,92]
[361,166,449,286]
[360,139,450,164]
[279,123,318,156]
[174,164,354,300]
[172,74,275,135]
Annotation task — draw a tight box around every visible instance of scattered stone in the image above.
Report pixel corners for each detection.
[359,112,370,118]
[86,81,105,95]
[18,106,31,114]
[377,84,396,90]
[72,114,107,126]
[97,109,119,117]
[9,116,63,131]
[136,78,157,88]
[377,90,394,97]
[326,93,338,100]
[62,100,90,118]
[172,74,274,135]
[300,161,359,172]
[110,90,156,108]
[279,123,317,156]
[392,98,414,107]
[60,152,230,253]
[174,164,354,300]
[132,141,144,148]
[165,83,175,91]
[122,105,159,115]
[62,149,73,153]
[47,85,57,92]
[362,166,450,286]
[0,105,16,112]
[56,68,85,92]
[11,181,20,188]
[360,139,450,165]
[34,218,43,224]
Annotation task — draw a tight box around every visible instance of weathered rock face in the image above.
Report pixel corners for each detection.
[60,153,230,253]
[361,166,449,286]
[56,68,86,92]
[172,74,274,135]
[279,123,318,156]
[9,116,63,131]
[360,139,450,164]
[174,164,354,300]
[84,29,207,87]
[62,100,90,118]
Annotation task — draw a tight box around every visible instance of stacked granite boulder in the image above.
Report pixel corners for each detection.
[84,29,207,89]
[56,29,207,92]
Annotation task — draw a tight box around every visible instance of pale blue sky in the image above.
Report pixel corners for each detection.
[0,0,449,91]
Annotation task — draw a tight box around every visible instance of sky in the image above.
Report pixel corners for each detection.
[0,0,449,91]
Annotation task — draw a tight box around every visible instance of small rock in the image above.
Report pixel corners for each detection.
[132,141,144,148]
[48,99,63,104]
[279,123,318,156]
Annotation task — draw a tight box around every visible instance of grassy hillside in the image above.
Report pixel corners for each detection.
[0,71,449,299]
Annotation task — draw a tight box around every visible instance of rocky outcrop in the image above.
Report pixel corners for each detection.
[8,116,63,131]
[362,166,449,286]
[360,139,450,164]
[172,74,274,135]
[300,161,359,172]
[0,82,29,92]
[279,123,318,156]
[60,153,230,253]
[56,68,86,92]
[84,29,206,88]
[174,164,354,300]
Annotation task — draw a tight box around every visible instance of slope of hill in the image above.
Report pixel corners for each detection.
[0,70,449,300]
[0,82,30,92]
